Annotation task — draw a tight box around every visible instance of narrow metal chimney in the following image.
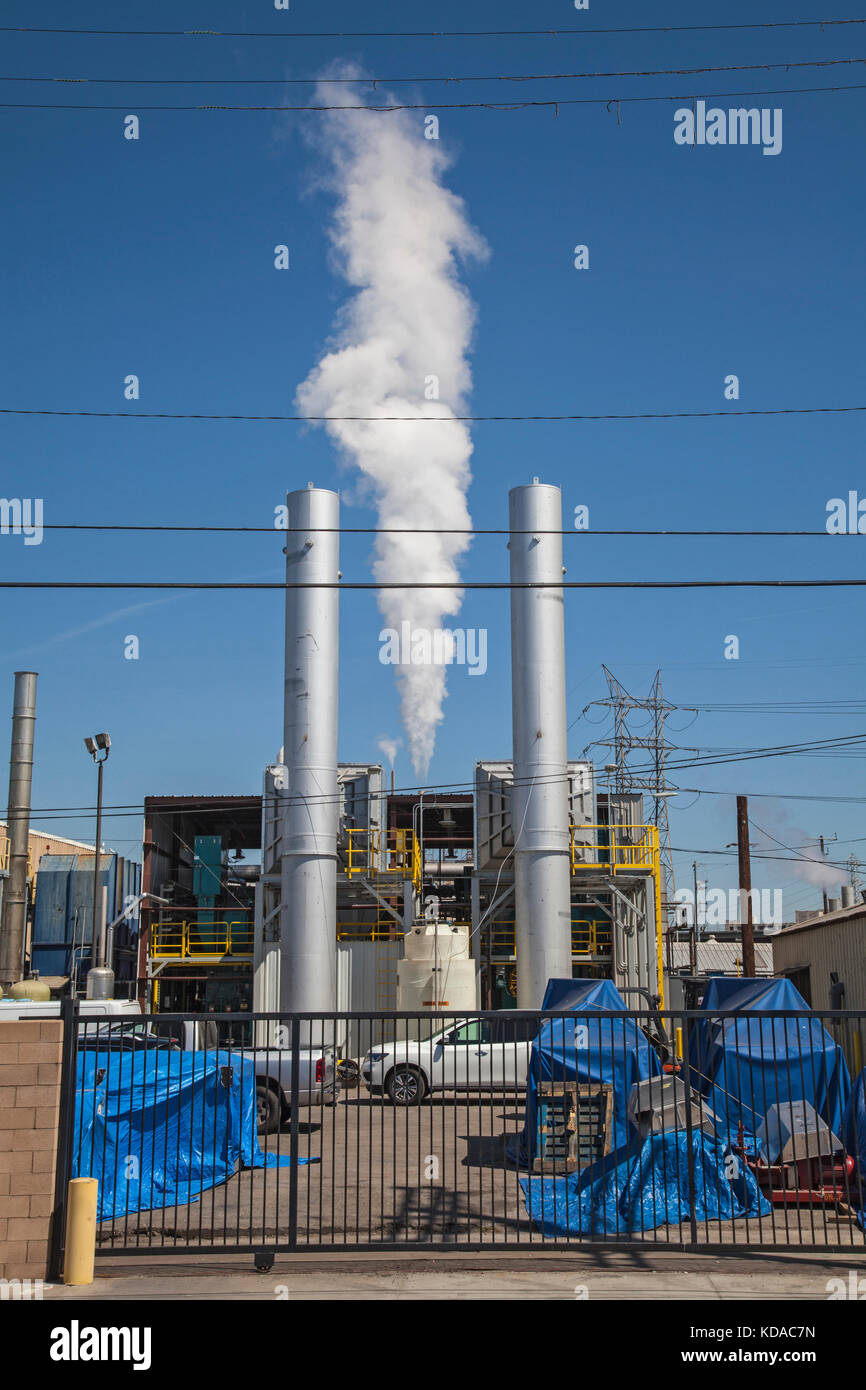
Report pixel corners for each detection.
[508,483,572,1006]
[280,486,339,1015]
[0,672,37,987]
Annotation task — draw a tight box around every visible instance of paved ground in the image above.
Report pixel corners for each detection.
[46,1248,866,1300]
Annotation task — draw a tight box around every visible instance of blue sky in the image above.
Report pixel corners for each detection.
[1,0,864,915]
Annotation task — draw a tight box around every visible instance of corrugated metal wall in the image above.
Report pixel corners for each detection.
[31,852,141,988]
[772,913,866,1074]
[773,913,866,1011]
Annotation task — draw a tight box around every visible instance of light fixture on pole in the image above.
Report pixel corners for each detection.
[84,732,112,999]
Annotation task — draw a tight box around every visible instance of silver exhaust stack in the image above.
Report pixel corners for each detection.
[280,486,340,1015]
[508,483,572,1006]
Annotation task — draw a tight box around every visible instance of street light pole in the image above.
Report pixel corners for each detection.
[84,733,111,996]
[93,755,104,964]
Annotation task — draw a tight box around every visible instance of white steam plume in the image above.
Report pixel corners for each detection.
[377,736,400,770]
[296,76,487,777]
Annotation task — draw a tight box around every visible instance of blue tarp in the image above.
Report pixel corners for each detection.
[520,1130,772,1237]
[846,1068,866,1182]
[511,978,661,1166]
[845,1068,866,1233]
[74,1049,312,1221]
[686,977,851,1147]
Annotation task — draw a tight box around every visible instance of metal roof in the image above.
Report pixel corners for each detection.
[773,902,866,938]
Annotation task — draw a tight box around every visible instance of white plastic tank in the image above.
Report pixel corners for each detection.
[397,921,478,1035]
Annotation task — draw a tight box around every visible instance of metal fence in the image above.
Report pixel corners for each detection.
[54,1004,866,1267]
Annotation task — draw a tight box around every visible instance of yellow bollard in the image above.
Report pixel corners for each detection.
[63,1177,98,1285]
[675,1026,683,1062]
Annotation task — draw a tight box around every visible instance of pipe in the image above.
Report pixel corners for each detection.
[0,672,37,987]
[508,481,572,1006]
[280,485,339,1015]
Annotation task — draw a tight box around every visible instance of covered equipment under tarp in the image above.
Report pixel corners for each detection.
[74,1049,310,1220]
[520,1129,771,1237]
[686,977,851,1148]
[511,978,661,1166]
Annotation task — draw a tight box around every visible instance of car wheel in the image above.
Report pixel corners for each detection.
[256,1082,281,1135]
[386,1065,427,1106]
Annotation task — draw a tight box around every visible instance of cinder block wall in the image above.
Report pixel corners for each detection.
[0,1020,62,1280]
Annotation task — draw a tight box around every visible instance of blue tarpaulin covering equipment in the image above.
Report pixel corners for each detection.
[510,978,661,1167]
[845,1068,866,1227]
[846,1068,866,1180]
[686,977,851,1148]
[74,1049,314,1221]
[520,1130,772,1237]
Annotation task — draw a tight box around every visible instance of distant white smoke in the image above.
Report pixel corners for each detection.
[296,75,487,777]
[752,810,843,892]
[377,736,400,770]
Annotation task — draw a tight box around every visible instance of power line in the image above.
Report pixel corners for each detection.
[684,787,866,804]
[3,405,864,422]
[0,579,865,591]
[31,523,866,537]
[2,19,863,39]
[5,58,863,86]
[4,83,866,111]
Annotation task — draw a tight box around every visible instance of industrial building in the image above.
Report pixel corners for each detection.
[1,481,667,1018]
[0,822,142,994]
[134,770,664,1017]
[772,900,866,1072]
[126,481,666,1022]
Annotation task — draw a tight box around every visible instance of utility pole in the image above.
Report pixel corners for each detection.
[0,672,37,988]
[690,859,699,975]
[736,795,756,978]
[817,834,837,912]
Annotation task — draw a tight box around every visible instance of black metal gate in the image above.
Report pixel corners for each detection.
[52,1004,866,1266]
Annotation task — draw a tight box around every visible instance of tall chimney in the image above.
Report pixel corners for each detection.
[0,672,37,987]
[508,482,572,1006]
[280,486,339,1015]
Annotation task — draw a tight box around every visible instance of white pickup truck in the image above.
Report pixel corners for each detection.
[361,1014,540,1105]
[0,997,337,1133]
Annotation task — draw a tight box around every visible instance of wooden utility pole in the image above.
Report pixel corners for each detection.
[736,795,756,977]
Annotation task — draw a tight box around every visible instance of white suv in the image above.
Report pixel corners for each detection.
[361,1015,539,1105]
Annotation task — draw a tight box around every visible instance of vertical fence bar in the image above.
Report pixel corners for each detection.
[288,1015,300,1250]
[681,1012,698,1248]
[48,997,79,1281]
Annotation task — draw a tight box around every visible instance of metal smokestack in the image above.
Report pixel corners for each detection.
[508,483,572,1006]
[280,486,339,1014]
[0,672,37,987]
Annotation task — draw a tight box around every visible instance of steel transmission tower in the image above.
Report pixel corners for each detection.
[584,667,679,929]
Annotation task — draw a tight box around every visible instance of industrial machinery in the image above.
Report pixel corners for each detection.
[735,1102,857,1212]
[627,1074,719,1142]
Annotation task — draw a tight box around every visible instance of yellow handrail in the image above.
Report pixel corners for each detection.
[149,917,254,959]
[570,823,659,874]
[345,827,421,892]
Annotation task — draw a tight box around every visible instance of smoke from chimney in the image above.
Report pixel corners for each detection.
[296,73,487,776]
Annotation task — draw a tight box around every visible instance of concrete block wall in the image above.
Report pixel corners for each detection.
[0,1019,62,1280]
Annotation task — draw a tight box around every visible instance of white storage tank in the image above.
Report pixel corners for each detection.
[397,920,478,1031]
